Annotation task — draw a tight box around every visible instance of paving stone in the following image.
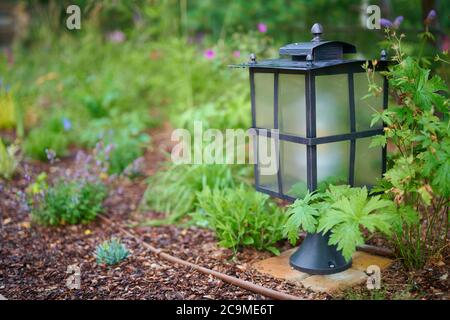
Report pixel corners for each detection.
[0,294,7,300]
[253,247,393,293]
[253,248,309,283]
[300,269,367,293]
[350,251,392,271]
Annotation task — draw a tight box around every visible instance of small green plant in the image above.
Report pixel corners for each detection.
[192,185,287,255]
[141,163,241,225]
[284,185,396,261]
[23,116,72,160]
[26,172,48,196]
[106,131,150,174]
[30,179,107,226]
[95,238,130,265]
[0,138,19,180]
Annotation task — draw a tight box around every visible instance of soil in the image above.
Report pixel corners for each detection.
[1,125,448,300]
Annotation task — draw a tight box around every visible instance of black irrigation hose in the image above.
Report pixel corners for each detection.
[100,217,395,300]
[99,216,303,300]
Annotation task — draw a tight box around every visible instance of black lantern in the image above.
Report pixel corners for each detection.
[235,23,388,274]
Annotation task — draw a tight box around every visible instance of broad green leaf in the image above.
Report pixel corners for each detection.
[328,222,364,262]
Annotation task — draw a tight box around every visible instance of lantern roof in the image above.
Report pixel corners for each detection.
[279,40,356,59]
[231,23,369,71]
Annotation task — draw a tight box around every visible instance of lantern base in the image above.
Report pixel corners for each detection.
[289,233,351,275]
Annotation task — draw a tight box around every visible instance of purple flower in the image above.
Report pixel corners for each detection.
[203,49,216,60]
[107,30,126,43]
[380,18,393,28]
[233,50,241,58]
[257,23,267,33]
[62,118,72,131]
[425,9,436,25]
[393,16,404,28]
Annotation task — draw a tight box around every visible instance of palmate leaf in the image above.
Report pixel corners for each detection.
[283,192,321,245]
[432,157,450,197]
[317,187,396,261]
[316,208,347,234]
[328,222,365,262]
[360,211,393,235]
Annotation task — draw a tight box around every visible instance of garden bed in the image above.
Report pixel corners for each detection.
[1,127,448,300]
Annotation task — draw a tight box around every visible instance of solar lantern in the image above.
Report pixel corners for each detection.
[234,23,389,274]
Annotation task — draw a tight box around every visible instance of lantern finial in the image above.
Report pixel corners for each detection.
[380,49,387,61]
[249,53,257,64]
[306,54,313,66]
[311,23,323,42]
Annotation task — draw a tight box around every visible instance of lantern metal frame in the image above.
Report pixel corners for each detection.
[232,23,390,275]
[248,61,388,202]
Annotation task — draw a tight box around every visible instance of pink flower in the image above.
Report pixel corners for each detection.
[203,49,216,60]
[442,35,450,52]
[233,50,241,58]
[107,30,126,43]
[257,23,267,33]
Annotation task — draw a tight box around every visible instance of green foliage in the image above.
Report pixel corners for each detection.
[284,186,396,261]
[0,91,16,129]
[95,238,130,266]
[3,25,159,165]
[145,38,253,131]
[0,138,19,180]
[30,179,107,226]
[27,172,48,195]
[141,163,242,225]
[23,116,72,160]
[342,286,418,300]
[192,185,286,255]
[366,31,449,269]
[107,132,150,174]
[78,110,153,174]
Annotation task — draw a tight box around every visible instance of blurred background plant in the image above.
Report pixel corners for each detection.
[141,163,248,225]
[0,138,19,180]
[3,0,446,159]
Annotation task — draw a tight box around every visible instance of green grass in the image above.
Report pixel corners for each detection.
[141,163,248,225]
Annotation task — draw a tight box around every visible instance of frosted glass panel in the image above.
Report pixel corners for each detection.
[354,137,382,186]
[354,72,384,131]
[254,73,274,129]
[280,141,307,198]
[257,136,278,192]
[317,141,349,187]
[315,74,349,136]
[279,74,306,136]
